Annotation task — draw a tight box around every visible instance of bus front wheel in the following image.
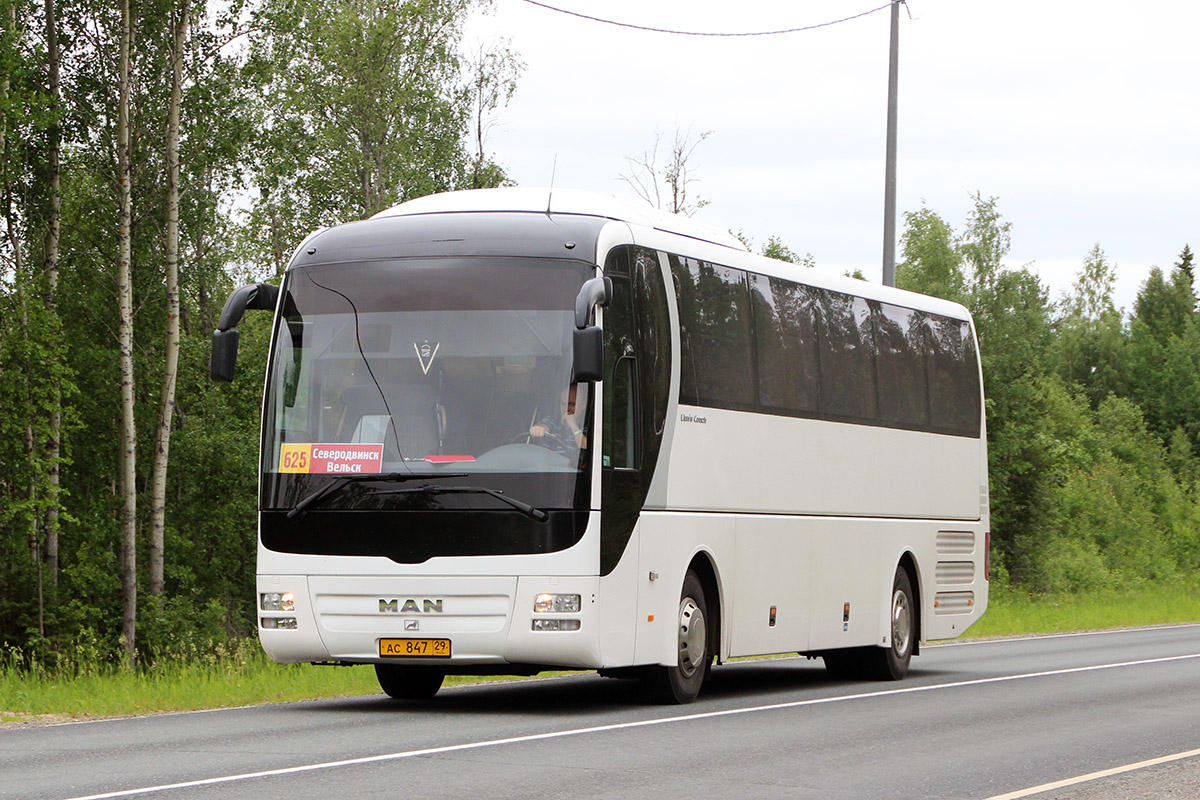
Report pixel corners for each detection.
[375,664,445,700]
[643,569,710,704]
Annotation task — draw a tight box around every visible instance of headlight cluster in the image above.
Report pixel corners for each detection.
[533,593,581,613]
[532,593,581,631]
[260,592,296,630]
[260,592,294,611]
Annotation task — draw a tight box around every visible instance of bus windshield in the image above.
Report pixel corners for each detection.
[260,256,594,514]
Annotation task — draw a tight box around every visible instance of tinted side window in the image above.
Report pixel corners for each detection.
[671,255,754,409]
[634,248,671,434]
[960,325,982,432]
[666,253,980,438]
[608,356,638,468]
[873,302,930,429]
[818,291,877,424]
[753,275,821,416]
[602,256,639,469]
[927,318,980,436]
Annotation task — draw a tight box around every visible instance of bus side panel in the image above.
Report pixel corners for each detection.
[920,523,990,641]
[727,515,812,657]
[634,512,734,667]
[802,519,885,652]
[717,516,992,656]
[595,522,641,668]
[802,518,989,651]
[667,408,980,520]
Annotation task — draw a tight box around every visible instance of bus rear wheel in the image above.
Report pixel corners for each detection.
[375,664,445,700]
[643,569,710,704]
[864,566,915,680]
[821,566,915,681]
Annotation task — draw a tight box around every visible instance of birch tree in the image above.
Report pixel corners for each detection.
[149,0,190,598]
[619,128,712,217]
[41,0,62,587]
[116,0,138,667]
[245,0,500,257]
[465,40,522,189]
[0,0,68,639]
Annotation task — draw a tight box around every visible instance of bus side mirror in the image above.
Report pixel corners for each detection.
[572,326,603,383]
[572,275,611,383]
[210,329,240,382]
[210,282,279,382]
[574,276,612,329]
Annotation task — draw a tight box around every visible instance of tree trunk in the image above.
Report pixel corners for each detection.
[2,1,44,638]
[16,252,45,641]
[21,303,44,639]
[269,203,284,279]
[42,0,63,587]
[149,0,189,597]
[117,0,138,668]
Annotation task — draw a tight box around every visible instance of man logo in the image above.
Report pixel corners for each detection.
[379,598,444,613]
[414,340,440,375]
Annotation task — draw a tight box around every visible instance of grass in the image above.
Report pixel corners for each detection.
[0,644,375,723]
[4,584,1199,724]
[0,641,517,724]
[966,582,1200,638]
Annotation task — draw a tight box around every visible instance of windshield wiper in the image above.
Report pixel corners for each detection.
[286,472,468,521]
[374,485,549,522]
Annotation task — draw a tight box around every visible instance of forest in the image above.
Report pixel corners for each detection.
[1,0,1197,672]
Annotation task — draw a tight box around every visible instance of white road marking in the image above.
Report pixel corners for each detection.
[932,621,1200,648]
[982,746,1200,800]
[34,625,1200,730]
[63,652,1200,800]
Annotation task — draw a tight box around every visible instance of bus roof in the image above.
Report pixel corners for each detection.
[372,188,749,252]
[366,188,972,322]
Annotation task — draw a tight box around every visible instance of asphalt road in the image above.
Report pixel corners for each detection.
[3,625,1199,800]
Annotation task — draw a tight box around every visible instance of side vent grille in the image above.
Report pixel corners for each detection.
[936,531,975,554]
[933,591,975,615]
[936,561,975,585]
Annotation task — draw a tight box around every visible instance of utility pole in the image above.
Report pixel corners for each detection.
[882,0,900,287]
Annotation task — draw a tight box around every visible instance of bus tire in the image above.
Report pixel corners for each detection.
[864,566,915,681]
[643,569,709,704]
[375,664,445,700]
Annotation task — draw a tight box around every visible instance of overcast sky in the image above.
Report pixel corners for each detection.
[464,0,1198,312]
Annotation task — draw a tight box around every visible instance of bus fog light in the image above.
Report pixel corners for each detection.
[261,617,297,630]
[533,593,581,613]
[261,592,294,612]
[532,619,581,632]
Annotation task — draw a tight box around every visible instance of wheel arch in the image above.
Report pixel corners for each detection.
[897,550,921,655]
[686,550,723,663]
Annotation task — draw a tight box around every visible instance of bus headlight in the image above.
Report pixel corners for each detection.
[261,617,297,630]
[534,593,580,613]
[261,592,294,612]
[532,619,581,632]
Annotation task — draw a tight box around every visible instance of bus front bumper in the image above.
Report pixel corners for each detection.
[256,574,603,670]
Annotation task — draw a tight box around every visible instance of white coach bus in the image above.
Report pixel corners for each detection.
[212,188,990,704]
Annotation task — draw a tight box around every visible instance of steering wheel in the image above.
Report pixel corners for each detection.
[511,430,573,455]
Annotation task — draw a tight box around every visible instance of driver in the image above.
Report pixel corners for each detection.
[529,384,587,450]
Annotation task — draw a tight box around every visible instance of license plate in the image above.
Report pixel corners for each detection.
[379,638,451,658]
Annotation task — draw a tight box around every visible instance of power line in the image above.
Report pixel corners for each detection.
[517,0,898,37]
